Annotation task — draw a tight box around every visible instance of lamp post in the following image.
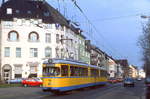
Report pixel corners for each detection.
[141,15,150,19]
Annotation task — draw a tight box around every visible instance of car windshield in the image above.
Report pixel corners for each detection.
[146,77,150,82]
[125,78,133,81]
[43,67,60,76]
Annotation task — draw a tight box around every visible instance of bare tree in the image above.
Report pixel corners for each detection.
[139,22,150,76]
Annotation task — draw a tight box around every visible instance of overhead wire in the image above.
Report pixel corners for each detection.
[71,0,127,59]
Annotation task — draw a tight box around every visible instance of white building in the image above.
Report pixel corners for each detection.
[0,0,90,81]
[108,58,117,78]
[138,69,146,78]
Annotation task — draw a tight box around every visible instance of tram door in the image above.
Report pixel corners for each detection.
[4,70,11,81]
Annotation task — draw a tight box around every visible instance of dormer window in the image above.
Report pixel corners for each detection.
[44,12,50,17]
[15,10,20,14]
[27,10,32,14]
[7,8,12,14]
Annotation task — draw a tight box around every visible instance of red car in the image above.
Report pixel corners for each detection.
[108,78,117,83]
[22,78,42,87]
[116,78,123,82]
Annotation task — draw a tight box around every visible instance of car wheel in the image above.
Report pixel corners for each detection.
[39,84,42,87]
[24,84,28,87]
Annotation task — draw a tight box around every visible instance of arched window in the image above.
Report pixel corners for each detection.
[29,32,39,42]
[8,31,19,41]
[45,47,52,58]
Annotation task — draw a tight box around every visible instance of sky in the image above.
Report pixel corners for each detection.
[1,0,150,67]
[46,0,150,67]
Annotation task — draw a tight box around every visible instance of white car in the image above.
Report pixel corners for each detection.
[137,78,142,81]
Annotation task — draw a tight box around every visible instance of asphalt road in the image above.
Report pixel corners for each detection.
[0,81,146,99]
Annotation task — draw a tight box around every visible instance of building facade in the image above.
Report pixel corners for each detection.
[138,69,146,78]
[90,45,108,69]
[116,59,129,78]
[115,63,123,78]
[129,65,138,78]
[107,58,117,78]
[0,0,90,81]
[78,35,90,64]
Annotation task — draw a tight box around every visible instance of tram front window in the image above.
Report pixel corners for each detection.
[43,67,60,76]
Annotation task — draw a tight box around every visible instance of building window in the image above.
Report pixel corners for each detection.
[8,31,19,41]
[27,10,32,14]
[16,48,21,58]
[56,34,59,43]
[44,12,50,17]
[14,65,22,78]
[61,35,64,44]
[30,48,38,58]
[45,33,51,43]
[15,10,20,14]
[30,66,37,73]
[45,47,52,58]
[55,47,59,58]
[28,32,39,42]
[6,8,12,14]
[4,47,10,57]
[61,48,64,58]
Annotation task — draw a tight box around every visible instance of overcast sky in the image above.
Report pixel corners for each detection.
[1,0,150,67]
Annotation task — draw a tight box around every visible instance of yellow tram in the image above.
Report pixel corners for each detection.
[42,59,107,93]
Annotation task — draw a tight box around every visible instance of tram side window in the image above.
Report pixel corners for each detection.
[91,69,99,77]
[100,70,107,77]
[81,68,88,76]
[70,66,88,77]
[70,66,78,76]
[43,67,60,76]
[61,65,68,76]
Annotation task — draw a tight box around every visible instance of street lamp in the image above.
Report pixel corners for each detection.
[141,15,150,19]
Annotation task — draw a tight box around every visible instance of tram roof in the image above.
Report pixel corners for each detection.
[43,59,100,69]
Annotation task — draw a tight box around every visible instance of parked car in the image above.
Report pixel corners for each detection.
[108,78,117,83]
[145,77,150,88]
[123,78,135,87]
[22,78,42,87]
[117,78,123,82]
[6,78,24,84]
[137,78,142,81]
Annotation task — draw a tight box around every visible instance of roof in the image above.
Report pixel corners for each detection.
[116,59,129,67]
[0,0,81,34]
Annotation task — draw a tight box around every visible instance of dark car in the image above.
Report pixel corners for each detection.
[123,78,135,87]
[145,77,150,87]
[117,78,123,82]
[6,78,24,84]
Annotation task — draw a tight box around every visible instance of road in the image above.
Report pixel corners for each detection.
[0,81,146,99]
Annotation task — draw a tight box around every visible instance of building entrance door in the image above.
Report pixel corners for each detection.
[4,70,11,81]
[2,64,12,81]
